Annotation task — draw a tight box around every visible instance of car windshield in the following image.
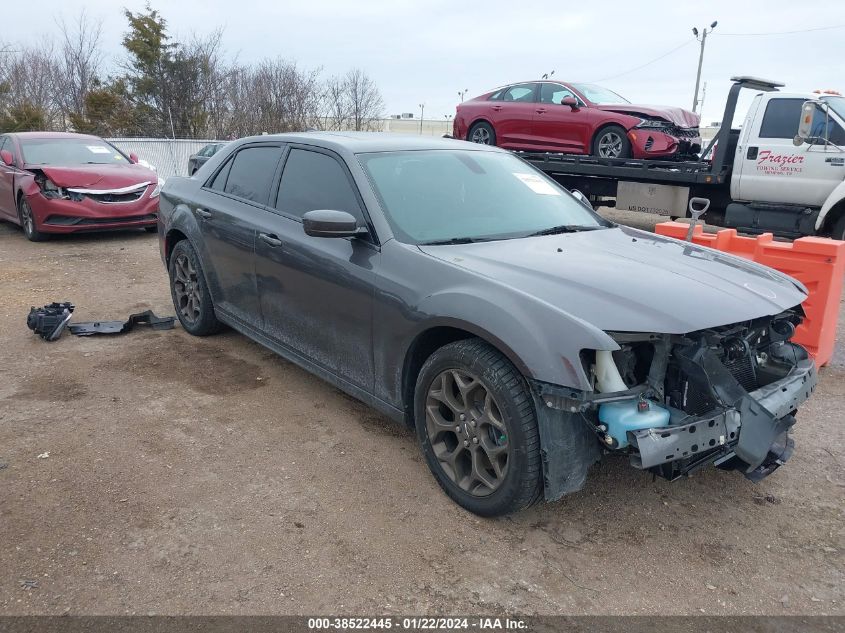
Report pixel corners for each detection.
[20,138,128,166]
[821,96,845,120]
[570,83,630,105]
[358,150,609,244]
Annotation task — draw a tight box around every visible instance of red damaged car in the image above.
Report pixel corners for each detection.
[0,132,161,241]
[454,81,701,159]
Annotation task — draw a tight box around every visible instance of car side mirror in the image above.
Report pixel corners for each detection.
[129,152,139,164]
[570,189,592,210]
[561,96,579,111]
[302,209,367,238]
[0,149,13,166]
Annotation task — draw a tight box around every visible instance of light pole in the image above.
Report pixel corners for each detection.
[444,114,452,135]
[419,103,425,134]
[692,21,717,114]
[458,89,469,102]
[541,70,555,80]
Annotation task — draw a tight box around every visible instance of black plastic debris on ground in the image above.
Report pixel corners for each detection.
[26,302,75,341]
[68,310,176,336]
[27,303,175,341]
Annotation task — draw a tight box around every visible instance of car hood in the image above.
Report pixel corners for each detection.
[418,226,806,335]
[595,104,700,128]
[28,164,158,189]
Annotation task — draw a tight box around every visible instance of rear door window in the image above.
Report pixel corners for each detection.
[223,146,283,204]
[275,149,362,221]
[500,83,537,103]
[759,99,804,139]
[208,156,233,191]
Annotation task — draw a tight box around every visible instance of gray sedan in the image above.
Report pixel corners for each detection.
[158,132,816,516]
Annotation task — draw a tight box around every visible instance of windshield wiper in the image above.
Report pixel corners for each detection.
[526,224,604,237]
[419,237,483,245]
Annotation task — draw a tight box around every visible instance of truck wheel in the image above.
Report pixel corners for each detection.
[831,214,845,241]
[593,125,631,159]
[468,122,496,146]
[414,338,543,516]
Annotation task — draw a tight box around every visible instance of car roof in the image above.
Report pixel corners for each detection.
[234,131,503,154]
[7,131,104,141]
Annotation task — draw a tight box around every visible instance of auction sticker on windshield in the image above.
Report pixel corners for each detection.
[87,145,112,154]
[513,172,561,195]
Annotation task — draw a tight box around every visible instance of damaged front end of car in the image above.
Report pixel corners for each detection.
[531,307,817,502]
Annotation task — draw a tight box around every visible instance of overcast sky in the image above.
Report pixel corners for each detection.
[5,0,844,126]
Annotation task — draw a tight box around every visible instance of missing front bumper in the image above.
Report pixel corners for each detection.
[628,349,816,481]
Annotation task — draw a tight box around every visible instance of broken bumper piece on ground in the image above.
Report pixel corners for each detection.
[68,310,175,336]
[26,302,75,341]
[26,303,175,341]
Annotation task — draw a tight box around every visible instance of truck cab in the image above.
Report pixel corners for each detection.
[727,90,845,238]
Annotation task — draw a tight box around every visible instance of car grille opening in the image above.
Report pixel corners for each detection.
[44,213,157,226]
[83,189,146,203]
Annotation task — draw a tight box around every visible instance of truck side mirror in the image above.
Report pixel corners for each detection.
[794,101,817,145]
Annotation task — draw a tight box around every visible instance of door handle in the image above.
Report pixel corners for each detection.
[535,108,547,114]
[259,232,283,248]
[746,146,758,160]
[491,105,503,111]
[195,208,212,219]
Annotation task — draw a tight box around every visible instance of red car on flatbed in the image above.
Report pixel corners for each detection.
[454,80,701,159]
[0,132,161,241]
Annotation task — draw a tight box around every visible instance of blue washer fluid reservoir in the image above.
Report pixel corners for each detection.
[598,399,670,449]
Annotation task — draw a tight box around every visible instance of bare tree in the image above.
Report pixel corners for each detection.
[221,59,322,136]
[0,40,61,131]
[344,68,384,131]
[54,9,103,129]
[319,74,350,131]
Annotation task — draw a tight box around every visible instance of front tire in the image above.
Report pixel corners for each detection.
[18,198,48,242]
[592,125,631,159]
[414,339,542,516]
[168,240,222,336]
[468,121,496,146]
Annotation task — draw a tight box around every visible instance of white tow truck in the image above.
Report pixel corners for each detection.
[520,77,845,239]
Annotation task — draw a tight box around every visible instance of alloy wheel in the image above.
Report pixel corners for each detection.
[172,253,202,324]
[425,369,509,497]
[470,127,491,144]
[598,131,624,158]
[20,200,35,237]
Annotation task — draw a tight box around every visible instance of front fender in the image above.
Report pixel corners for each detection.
[412,285,617,391]
[815,178,845,231]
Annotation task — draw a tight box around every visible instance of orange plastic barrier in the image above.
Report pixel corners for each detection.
[654,221,845,367]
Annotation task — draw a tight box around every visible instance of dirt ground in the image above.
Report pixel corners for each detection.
[0,209,842,616]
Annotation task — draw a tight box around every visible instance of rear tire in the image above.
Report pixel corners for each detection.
[18,198,48,242]
[592,125,631,159]
[414,338,542,516]
[168,240,222,336]
[468,121,496,146]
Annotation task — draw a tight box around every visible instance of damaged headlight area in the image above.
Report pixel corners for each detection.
[635,118,672,131]
[150,177,165,199]
[34,172,84,201]
[544,308,817,488]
